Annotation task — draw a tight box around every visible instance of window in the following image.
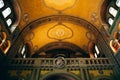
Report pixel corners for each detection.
[2,7,11,18]
[95,45,100,55]
[93,45,100,58]
[23,54,26,58]
[0,0,18,33]
[116,0,120,7]
[108,18,114,26]
[94,53,98,58]
[21,45,26,55]
[10,26,16,33]
[6,18,12,27]
[109,7,117,17]
[18,44,27,58]
[0,0,4,9]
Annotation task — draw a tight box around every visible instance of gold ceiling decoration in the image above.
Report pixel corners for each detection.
[47,23,73,40]
[43,0,77,11]
[24,32,34,41]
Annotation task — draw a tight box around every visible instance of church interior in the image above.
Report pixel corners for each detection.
[0,0,120,80]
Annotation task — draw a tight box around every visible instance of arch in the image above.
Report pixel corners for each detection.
[32,42,89,58]
[10,0,21,33]
[100,0,111,23]
[17,15,100,40]
[40,72,80,80]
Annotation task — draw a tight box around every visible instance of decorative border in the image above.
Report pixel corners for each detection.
[47,23,73,41]
[20,15,100,37]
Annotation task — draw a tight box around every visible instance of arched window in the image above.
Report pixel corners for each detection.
[0,0,18,33]
[94,52,98,58]
[21,45,26,55]
[6,18,12,26]
[109,7,117,17]
[2,7,11,18]
[116,0,120,7]
[18,44,28,58]
[92,44,101,58]
[95,45,100,55]
[108,18,114,26]
[94,45,100,58]
[0,0,4,9]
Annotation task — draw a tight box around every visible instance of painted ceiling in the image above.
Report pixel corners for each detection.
[16,0,105,56]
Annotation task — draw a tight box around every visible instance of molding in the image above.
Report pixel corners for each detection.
[19,15,100,37]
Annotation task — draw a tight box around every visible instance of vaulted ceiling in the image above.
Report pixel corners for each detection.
[16,0,108,56]
[18,0,105,30]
